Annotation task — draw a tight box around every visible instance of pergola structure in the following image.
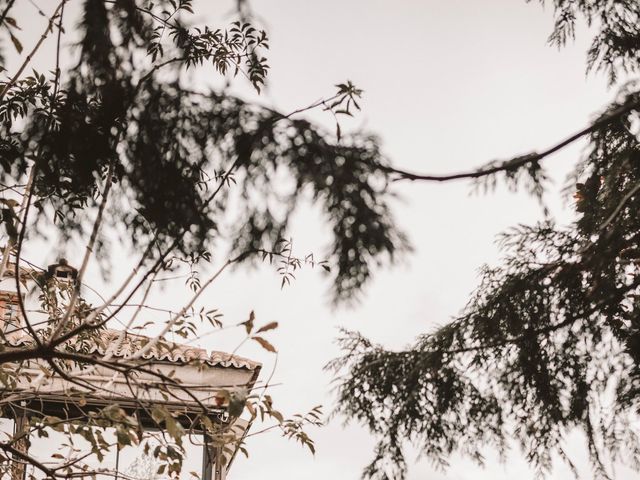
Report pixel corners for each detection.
[0,265,261,480]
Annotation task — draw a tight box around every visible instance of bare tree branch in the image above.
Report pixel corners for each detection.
[379,97,640,183]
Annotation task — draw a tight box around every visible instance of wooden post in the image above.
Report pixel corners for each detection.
[202,435,226,480]
[202,436,213,480]
[213,446,226,480]
[11,412,29,480]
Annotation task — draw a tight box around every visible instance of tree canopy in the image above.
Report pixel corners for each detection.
[0,0,406,477]
[330,1,640,479]
[2,0,640,479]
[0,0,408,304]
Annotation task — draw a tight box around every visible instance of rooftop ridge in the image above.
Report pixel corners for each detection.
[5,329,261,371]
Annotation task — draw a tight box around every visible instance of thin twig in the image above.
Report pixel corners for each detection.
[129,257,236,360]
[0,0,16,27]
[380,98,640,183]
[50,161,116,342]
[599,180,640,231]
[0,0,65,101]
[0,168,35,280]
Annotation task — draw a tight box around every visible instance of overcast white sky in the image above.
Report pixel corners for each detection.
[7,0,640,479]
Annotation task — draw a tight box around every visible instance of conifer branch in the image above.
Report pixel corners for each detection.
[381,97,640,183]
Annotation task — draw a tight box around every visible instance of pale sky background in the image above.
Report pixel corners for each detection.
[5,0,640,479]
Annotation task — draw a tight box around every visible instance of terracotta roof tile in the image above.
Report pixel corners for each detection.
[6,329,260,371]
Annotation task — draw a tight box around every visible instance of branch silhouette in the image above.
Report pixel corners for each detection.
[379,97,640,182]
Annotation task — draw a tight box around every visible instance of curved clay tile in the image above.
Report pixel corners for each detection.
[5,329,260,370]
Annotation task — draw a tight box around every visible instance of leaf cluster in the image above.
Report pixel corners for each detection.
[0,0,408,302]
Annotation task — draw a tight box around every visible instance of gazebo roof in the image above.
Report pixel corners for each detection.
[5,328,261,371]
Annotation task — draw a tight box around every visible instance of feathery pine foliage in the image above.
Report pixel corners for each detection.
[330,1,640,478]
